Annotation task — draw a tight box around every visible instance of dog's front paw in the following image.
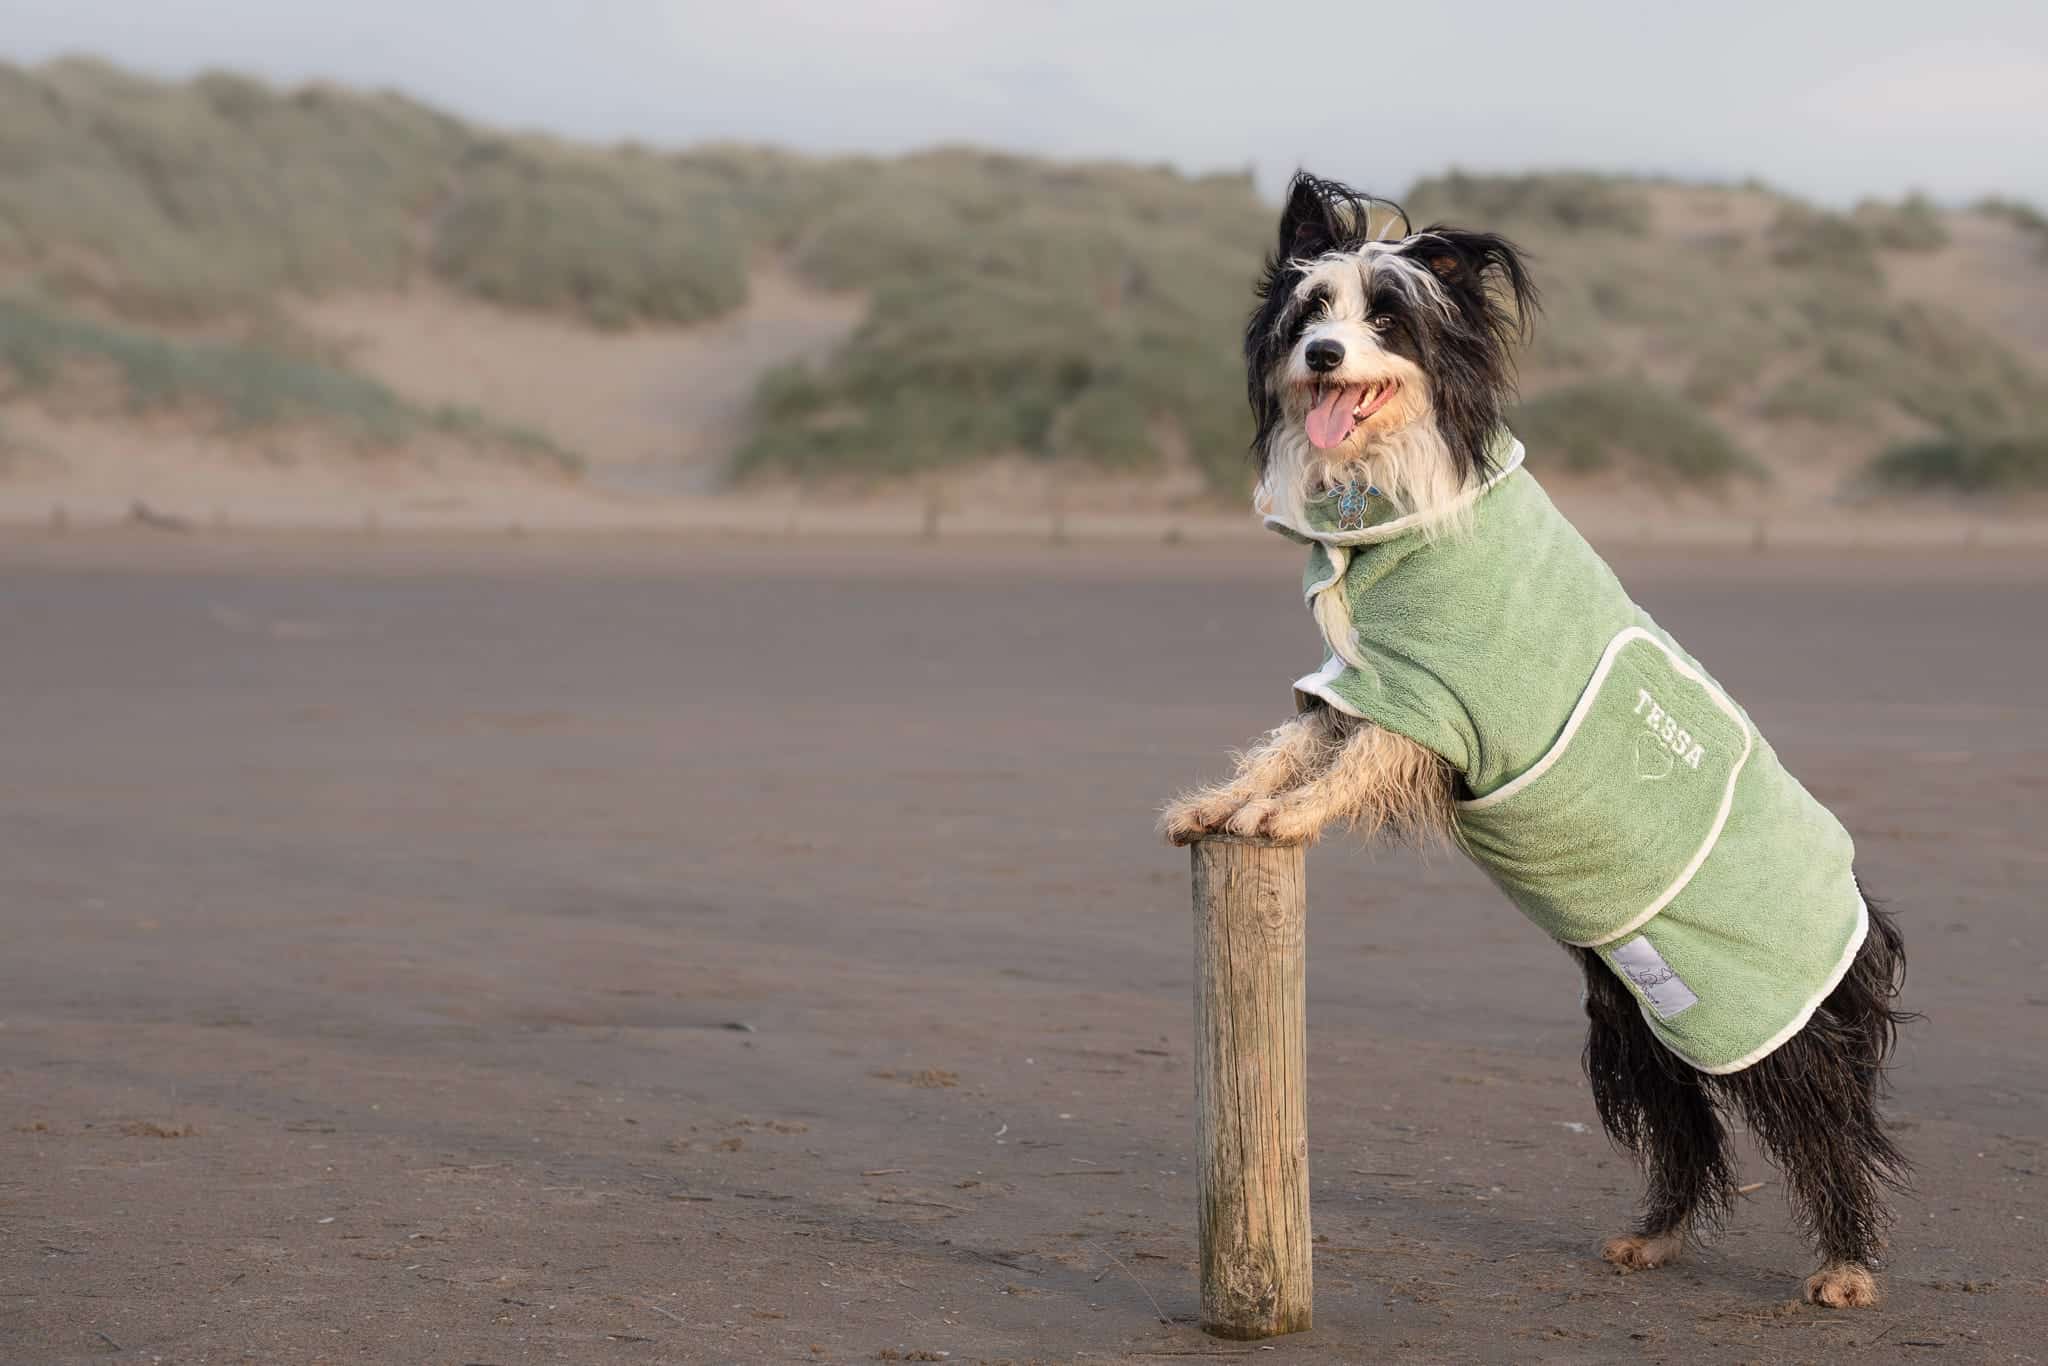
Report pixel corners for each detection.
[1600,1230,1683,1272]
[1221,798,1324,846]
[1159,791,1243,846]
[1804,1262,1880,1308]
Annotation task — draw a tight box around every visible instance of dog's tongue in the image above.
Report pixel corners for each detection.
[1306,385,1367,450]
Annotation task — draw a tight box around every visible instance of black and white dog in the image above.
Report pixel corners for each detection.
[1162,172,1912,1307]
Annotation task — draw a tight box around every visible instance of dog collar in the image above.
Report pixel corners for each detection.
[1264,434,1527,548]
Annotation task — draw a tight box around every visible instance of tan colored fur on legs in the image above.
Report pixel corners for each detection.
[1600,1230,1685,1273]
[1227,720,1453,844]
[1805,1261,1880,1308]
[1159,709,1344,846]
[1160,709,1453,848]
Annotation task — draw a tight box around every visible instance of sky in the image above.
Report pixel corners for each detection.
[7,0,2047,208]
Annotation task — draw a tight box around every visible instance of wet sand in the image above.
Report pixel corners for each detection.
[2,534,2043,1364]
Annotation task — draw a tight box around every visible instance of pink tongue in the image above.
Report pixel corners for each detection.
[1306,385,1367,450]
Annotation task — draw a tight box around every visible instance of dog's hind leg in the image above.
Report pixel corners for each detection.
[1713,900,1911,1308]
[1577,948,1735,1273]
[1721,1039,1900,1305]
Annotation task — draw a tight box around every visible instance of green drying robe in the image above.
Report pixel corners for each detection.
[1271,437,1867,1074]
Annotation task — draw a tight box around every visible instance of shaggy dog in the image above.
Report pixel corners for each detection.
[1161,173,1911,1308]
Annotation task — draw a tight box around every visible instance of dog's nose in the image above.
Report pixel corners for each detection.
[1304,338,1345,373]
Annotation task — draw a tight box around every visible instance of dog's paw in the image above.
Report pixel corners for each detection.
[1221,799,1273,839]
[1216,798,1323,845]
[1600,1231,1683,1272]
[1159,791,1242,846]
[1249,800,1328,844]
[1804,1262,1880,1308]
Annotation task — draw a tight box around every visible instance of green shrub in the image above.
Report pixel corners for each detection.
[0,58,464,319]
[1511,379,1759,484]
[1683,346,1764,404]
[1974,196,2048,234]
[1810,303,2048,436]
[1767,205,1880,279]
[1866,433,2048,492]
[428,138,746,327]
[734,153,1266,485]
[0,58,743,328]
[1974,197,2048,262]
[1406,171,1651,236]
[1760,372,1877,425]
[422,403,577,469]
[1,294,402,437]
[0,294,575,467]
[1854,193,1949,251]
[1738,267,2048,441]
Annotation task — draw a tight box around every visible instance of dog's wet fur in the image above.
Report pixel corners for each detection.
[1163,171,1913,1305]
[1580,886,1912,1300]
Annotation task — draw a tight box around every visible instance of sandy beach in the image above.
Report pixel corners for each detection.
[2,532,2043,1363]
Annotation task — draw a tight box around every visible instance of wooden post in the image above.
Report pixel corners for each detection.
[1191,835,1311,1339]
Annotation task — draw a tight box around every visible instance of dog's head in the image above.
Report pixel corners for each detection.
[1247,173,1537,524]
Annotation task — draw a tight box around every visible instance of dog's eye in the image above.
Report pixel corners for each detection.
[1368,314,1395,332]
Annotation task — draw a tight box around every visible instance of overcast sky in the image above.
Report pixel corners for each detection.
[7,1,2046,208]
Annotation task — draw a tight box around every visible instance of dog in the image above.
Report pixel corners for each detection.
[1160,172,1912,1308]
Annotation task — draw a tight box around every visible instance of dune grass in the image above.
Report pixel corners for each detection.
[1974,197,2048,261]
[727,150,1267,485]
[1865,433,2048,493]
[1400,179,2045,495]
[0,60,460,320]
[1855,193,1949,251]
[1510,379,1759,484]
[3,58,2045,496]
[0,58,744,329]
[0,294,576,468]
[1406,170,1654,236]
[430,137,747,328]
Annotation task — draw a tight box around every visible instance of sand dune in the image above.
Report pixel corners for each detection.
[296,262,864,494]
[1880,213,2048,368]
[5,221,2045,538]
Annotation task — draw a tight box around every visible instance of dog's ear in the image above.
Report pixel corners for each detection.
[1403,228,1540,340]
[1399,228,1541,484]
[1277,172,1370,261]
